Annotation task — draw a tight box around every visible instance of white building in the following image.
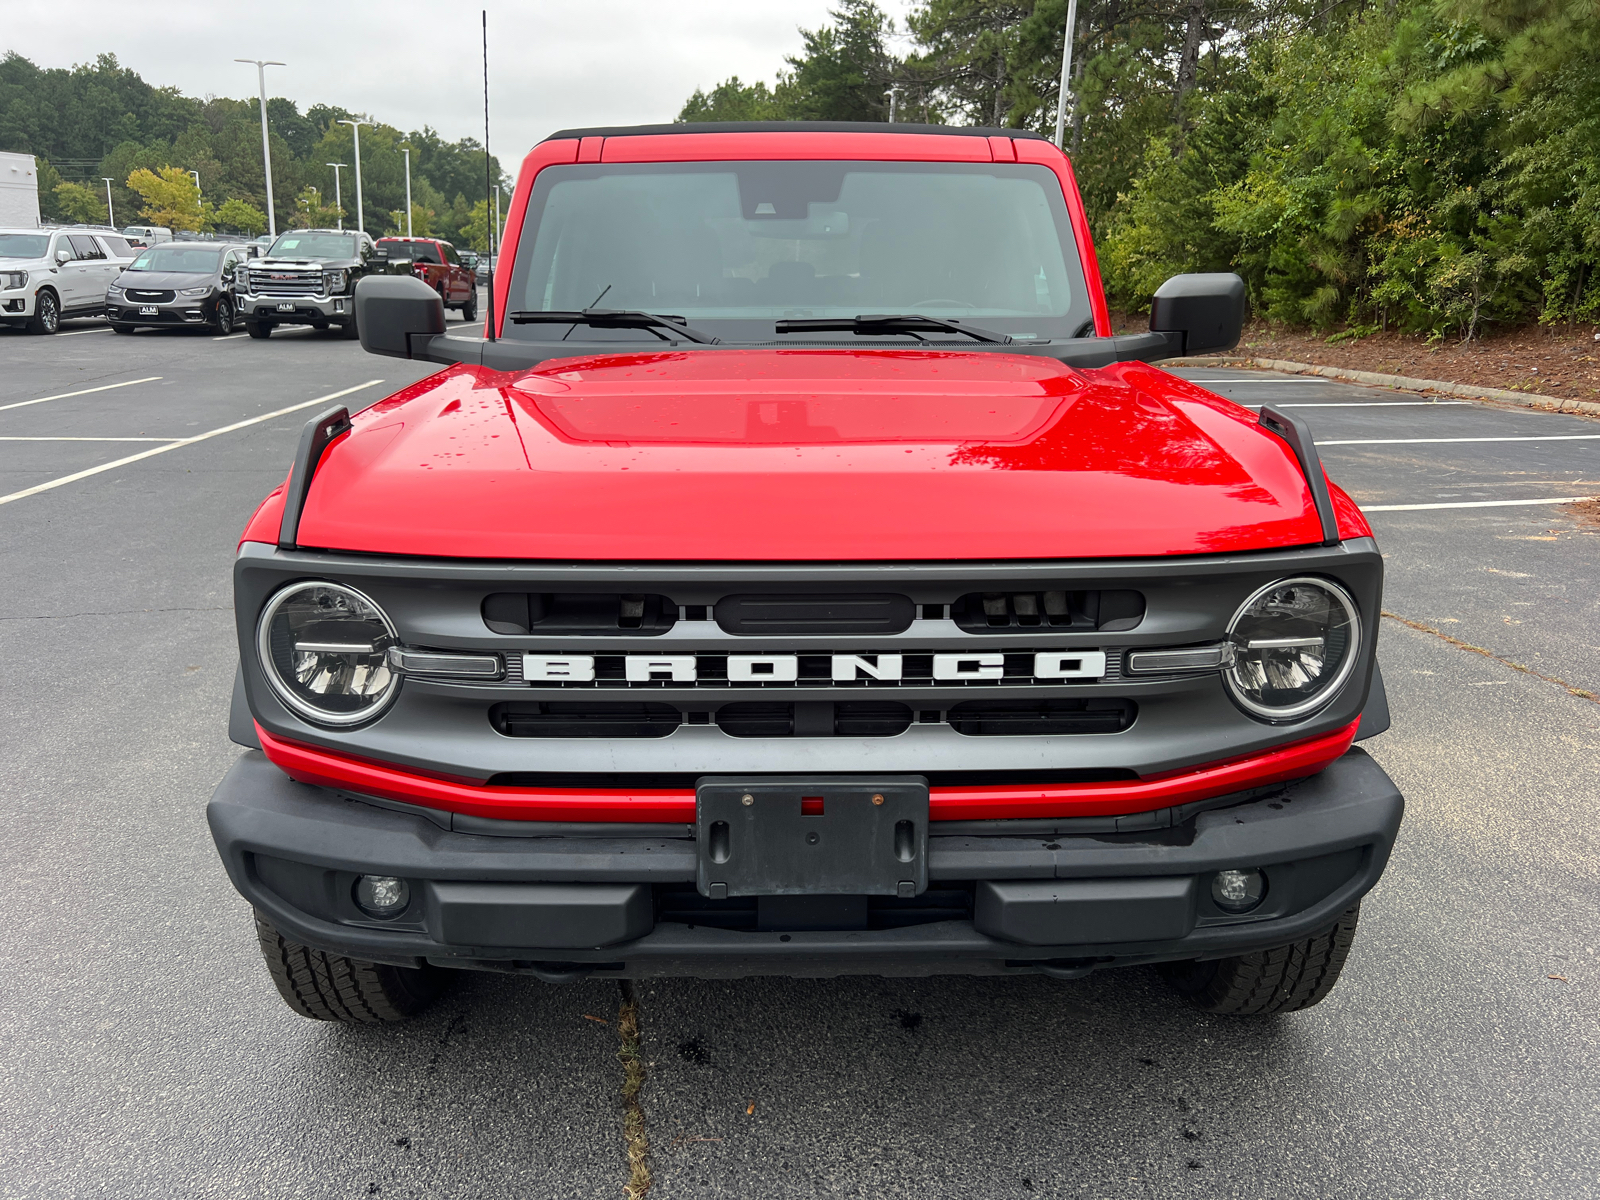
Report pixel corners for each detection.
[0,152,41,227]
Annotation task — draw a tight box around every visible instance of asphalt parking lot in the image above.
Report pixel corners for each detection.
[1,319,1596,1198]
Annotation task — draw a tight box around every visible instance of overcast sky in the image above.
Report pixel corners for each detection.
[5,0,919,164]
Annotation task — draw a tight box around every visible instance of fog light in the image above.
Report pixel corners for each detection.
[355,875,410,917]
[1211,868,1266,914]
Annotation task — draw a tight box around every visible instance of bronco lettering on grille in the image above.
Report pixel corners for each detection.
[522,651,1108,685]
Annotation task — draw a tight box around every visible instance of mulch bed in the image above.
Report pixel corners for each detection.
[1109,315,1600,402]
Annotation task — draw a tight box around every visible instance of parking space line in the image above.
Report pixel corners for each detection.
[1322,435,1600,446]
[1364,496,1591,512]
[0,377,163,414]
[212,334,245,341]
[0,379,384,509]
[57,328,113,337]
[0,436,179,443]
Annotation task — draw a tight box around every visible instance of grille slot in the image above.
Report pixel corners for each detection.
[951,590,1144,633]
[124,288,175,303]
[715,701,913,737]
[947,698,1135,736]
[714,593,914,636]
[491,701,680,738]
[483,592,675,635]
[247,269,321,296]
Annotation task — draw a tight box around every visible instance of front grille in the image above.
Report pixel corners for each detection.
[715,701,913,737]
[124,288,175,303]
[491,701,680,738]
[247,269,321,296]
[951,589,1145,632]
[714,593,914,636]
[484,592,674,635]
[946,698,1135,736]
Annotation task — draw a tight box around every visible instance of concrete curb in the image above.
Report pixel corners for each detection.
[1161,355,1600,418]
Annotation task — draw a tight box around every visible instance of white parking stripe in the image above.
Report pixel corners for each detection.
[57,327,113,337]
[212,334,245,341]
[1364,496,1591,512]
[0,376,162,414]
[0,437,178,442]
[0,379,384,508]
[1323,435,1600,446]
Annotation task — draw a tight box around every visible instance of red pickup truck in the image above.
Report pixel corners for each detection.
[210,122,1400,1026]
[374,236,477,321]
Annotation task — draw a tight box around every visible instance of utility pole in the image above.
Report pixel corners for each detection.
[235,59,286,236]
[338,119,374,233]
[101,177,115,228]
[326,163,347,230]
[1052,0,1079,149]
[401,147,412,237]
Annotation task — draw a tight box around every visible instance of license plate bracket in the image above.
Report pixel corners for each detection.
[276,301,296,312]
[138,306,158,315]
[696,776,928,899]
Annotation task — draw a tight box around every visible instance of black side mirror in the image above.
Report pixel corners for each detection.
[1149,273,1247,356]
[355,274,445,359]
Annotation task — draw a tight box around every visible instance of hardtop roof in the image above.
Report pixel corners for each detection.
[542,121,1051,143]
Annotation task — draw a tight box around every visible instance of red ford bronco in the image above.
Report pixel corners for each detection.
[209,123,1401,1023]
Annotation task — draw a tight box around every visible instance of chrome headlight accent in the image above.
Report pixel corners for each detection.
[1224,577,1360,721]
[256,581,400,727]
[387,647,503,679]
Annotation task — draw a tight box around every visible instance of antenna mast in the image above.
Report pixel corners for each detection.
[482,10,496,341]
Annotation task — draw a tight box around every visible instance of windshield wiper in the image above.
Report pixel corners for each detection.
[774,314,1012,344]
[507,308,720,344]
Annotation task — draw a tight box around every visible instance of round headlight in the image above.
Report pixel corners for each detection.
[257,581,399,726]
[1224,577,1360,720]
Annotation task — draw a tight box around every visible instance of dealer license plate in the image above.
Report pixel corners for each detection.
[139,306,158,315]
[277,302,296,312]
[695,776,927,899]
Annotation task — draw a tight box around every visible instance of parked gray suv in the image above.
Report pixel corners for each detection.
[106,241,250,334]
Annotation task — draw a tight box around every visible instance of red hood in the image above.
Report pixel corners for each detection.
[287,350,1348,560]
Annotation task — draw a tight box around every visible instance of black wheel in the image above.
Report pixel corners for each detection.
[253,910,447,1023]
[1158,905,1361,1015]
[245,319,271,339]
[340,310,360,339]
[110,322,136,334]
[27,290,59,334]
[213,296,235,335]
[461,288,478,322]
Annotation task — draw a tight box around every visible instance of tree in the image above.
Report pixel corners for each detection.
[680,78,788,122]
[214,197,268,235]
[52,180,107,224]
[126,166,207,231]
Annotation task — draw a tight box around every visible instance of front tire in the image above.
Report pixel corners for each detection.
[340,310,360,339]
[110,321,136,334]
[461,288,478,322]
[253,911,447,1023]
[245,318,271,339]
[26,290,59,334]
[1158,905,1361,1015]
[212,296,235,335]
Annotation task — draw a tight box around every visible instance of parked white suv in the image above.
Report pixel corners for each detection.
[0,227,136,334]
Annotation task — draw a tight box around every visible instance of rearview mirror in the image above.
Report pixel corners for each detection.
[355,274,445,359]
[1149,273,1247,356]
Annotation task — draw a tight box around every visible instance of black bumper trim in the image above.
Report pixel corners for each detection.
[207,748,1403,977]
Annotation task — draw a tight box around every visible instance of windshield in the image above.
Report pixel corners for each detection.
[268,232,359,259]
[505,160,1093,341]
[377,239,440,263]
[129,246,222,273]
[0,233,50,259]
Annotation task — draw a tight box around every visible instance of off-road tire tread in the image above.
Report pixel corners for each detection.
[253,911,441,1023]
[1163,904,1360,1015]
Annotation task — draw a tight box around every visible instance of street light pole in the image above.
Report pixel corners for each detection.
[1053,0,1079,149]
[326,163,346,230]
[401,148,412,237]
[885,86,899,122]
[338,119,374,234]
[235,59,286,236]
[101,177,115,228]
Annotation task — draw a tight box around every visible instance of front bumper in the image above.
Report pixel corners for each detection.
[208,747,1403,980]
[108,297,216,325]
[236,292,352,323]
[1,288,36,318]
